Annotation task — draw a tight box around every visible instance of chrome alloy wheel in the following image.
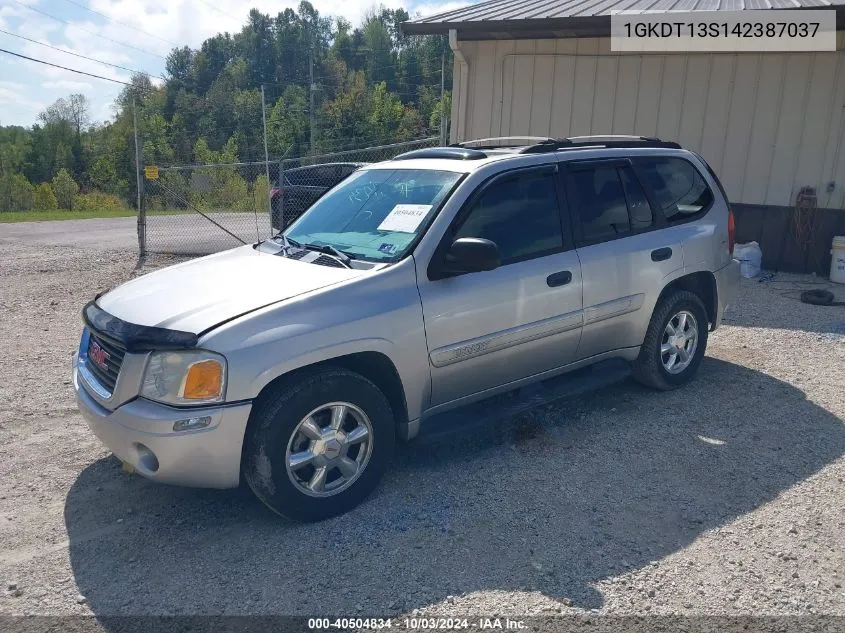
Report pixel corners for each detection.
[660,310,699,374]
[285,402,374,497]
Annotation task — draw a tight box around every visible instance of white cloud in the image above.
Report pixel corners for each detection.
[410,1,469,18]
[0,76,46,125]
[43,79,94,90]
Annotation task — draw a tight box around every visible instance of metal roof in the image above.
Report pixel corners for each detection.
[403,0,845,37]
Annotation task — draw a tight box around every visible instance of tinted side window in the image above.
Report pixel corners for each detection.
[454,171,563,264]
[570,167,631,242]
[637,157,714,222]
[620,167,653,230]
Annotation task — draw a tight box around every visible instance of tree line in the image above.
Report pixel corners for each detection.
[0,2,451,212]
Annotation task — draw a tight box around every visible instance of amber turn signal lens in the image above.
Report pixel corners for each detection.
[182,360,223,400]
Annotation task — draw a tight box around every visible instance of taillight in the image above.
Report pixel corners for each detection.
[728,209,736,254]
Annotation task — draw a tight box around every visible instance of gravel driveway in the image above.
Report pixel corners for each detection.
[0,233,843,626]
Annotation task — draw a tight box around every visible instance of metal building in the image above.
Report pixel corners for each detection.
[404,1,845,273]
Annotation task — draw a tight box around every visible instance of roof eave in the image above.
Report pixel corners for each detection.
[402,5,845,39]
[401,15,610,38]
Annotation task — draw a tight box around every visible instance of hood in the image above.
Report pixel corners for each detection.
[97,245,363,334]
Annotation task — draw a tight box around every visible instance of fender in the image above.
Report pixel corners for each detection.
[200,260,433,422]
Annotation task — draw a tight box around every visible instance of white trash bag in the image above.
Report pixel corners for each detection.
[733,241,762,278]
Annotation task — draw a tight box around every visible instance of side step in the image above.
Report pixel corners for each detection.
[417,358,632,440]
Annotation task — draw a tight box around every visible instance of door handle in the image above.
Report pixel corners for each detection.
[651,247,672,262]
[546,271,572,287]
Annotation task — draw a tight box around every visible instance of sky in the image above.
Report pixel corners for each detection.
[0,0,467,128]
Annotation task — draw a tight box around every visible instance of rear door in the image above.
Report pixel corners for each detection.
[562,157,685,360]
[640,154,725,271]
[417,166,583,408]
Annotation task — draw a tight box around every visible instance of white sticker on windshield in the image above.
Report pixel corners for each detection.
[377,204,431,233]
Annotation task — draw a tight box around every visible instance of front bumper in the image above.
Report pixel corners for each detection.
[73,353,251,489]
[712,258,741,329]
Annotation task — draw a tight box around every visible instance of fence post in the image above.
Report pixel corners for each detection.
[309,49,316,157]
[278,158,285,231]
[132,95,145,255]
[440,37,447,146]
[261,84,273,236]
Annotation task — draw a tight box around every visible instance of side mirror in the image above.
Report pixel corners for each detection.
[441,237,500,275]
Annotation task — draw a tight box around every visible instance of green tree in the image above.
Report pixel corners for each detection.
[0,173,34,211]
[251,173,271,214]
[192,137,249,210]
[267,85,309,157]
[88,155,118,192]
[33,182,58,210]
[52,168,79,210]
[428,90,452,134]
[362,14,396,88]
[141,113,175,165]
[368,82,404,141]
[0,126,31,177]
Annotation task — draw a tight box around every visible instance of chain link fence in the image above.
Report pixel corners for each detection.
[141,137,438,255]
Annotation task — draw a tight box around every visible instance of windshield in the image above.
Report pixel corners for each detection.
[283,168,463,262]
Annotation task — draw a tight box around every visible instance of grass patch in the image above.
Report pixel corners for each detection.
[0,208,267,223]
[0,209,260,224]
[0,209,137,222]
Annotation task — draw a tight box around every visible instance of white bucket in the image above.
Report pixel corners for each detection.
[734,241,762,279]
[831,236,845,284]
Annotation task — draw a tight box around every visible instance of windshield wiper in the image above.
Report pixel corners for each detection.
[277,235,354,268]
[274,234,302,257]
[302,243,353,268]
[285,236,303,249]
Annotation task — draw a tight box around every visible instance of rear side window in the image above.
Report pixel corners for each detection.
[620,168,653,230]
[454,171,563,264]
[568,165,653,243]
[636,157,713,222]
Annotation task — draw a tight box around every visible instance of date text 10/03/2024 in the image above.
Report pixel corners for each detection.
[307,618,527,630]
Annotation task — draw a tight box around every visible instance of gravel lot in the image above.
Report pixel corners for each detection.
[0,231,844,626]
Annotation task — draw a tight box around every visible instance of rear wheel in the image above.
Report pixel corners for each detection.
[242,368,395,521]
[633,290,709,390]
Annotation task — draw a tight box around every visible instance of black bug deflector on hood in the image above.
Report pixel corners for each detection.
[82,301,198,352]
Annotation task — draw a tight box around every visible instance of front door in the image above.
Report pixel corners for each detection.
[417,167,584,408]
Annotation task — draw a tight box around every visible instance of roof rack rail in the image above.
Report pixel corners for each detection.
[520,135,681,153]
[454,136,556,150]
[393,147,488,161]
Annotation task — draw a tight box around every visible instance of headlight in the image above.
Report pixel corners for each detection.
[140,350,227,406]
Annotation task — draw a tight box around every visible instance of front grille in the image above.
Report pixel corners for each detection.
[86,333,126,394]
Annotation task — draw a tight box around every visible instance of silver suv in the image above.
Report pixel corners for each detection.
[73,136,740,521]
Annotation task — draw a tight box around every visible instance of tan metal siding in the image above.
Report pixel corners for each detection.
[741,55,786,205]
[821,50,845,210]
[550,50,577,136]
[451,35,845,208]
[766,55,813,206]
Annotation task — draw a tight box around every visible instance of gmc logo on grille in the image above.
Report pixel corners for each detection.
[89,340,111,372]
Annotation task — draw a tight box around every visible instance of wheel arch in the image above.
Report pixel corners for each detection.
[246,351,410,446]
[658,271,718,330]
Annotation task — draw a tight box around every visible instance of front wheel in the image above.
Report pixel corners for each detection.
[633,290,709,390]
[242,368,395,521]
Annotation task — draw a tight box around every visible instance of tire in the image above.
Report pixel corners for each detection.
[633,290,709,391]
[242,367,395,521]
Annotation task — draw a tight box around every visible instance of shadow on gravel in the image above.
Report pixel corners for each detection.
[64,358,845,616]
